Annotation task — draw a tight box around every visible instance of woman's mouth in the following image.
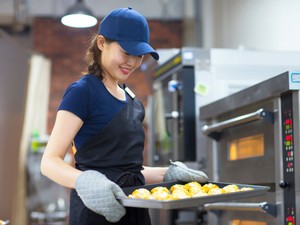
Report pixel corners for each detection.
[120,67,131,75]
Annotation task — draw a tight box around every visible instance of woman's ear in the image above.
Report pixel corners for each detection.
[97,35,105,50]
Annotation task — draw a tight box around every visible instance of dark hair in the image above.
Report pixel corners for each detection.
[84,34,114,80]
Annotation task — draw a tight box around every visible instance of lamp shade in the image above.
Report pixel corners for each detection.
[61,0,98,28]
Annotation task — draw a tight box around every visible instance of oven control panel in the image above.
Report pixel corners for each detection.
[281,93,296,225]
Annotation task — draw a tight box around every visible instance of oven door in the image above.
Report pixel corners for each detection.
[203,100,276,185]
[202,100,279,225]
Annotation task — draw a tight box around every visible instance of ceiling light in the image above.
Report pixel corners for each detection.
[61,0,98,28]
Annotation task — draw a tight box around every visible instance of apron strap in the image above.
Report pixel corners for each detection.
[123,84,135,99]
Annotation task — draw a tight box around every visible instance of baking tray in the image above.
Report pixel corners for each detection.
[117,181,270,209]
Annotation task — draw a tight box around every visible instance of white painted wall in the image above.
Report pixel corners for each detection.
[0,0,183,25]
[201,0,300,51]
[2,0,300,52]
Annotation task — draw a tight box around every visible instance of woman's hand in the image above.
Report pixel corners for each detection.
[164,160,209,183]
[75,170,126,222]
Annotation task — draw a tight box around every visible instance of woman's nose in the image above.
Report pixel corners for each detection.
[127,55,138,65]
[127,55,142,66]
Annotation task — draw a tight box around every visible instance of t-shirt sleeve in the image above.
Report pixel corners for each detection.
[58,82,90,121]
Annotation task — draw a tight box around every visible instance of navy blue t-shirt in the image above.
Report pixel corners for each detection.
[58,74,127,149]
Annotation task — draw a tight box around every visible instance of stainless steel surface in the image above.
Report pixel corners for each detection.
[200,71,300,120]
[193,50,300,177]
[151,49,199,166]
[199,71,300,225]
[153,48,209,83]
[149,49,300,224]
[118,182,270,209]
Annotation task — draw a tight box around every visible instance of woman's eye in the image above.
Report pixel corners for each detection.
[123,51,143,60]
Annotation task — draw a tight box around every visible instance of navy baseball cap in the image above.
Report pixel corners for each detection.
[99,7,159,60]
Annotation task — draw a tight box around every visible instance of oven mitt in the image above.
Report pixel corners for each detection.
[75,170,126,223]
[163,160,209,183]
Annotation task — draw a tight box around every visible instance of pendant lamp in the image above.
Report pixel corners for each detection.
[61,0,98,28]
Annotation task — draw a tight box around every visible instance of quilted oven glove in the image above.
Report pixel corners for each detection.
[75,170,126,223]
[164,160,209,183]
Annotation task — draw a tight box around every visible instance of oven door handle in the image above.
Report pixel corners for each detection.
[204,202,276,217]
[202,108,274,140]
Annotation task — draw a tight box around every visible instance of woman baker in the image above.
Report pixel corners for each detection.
[41,7,208,225]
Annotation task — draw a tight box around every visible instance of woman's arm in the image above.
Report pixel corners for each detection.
[142,166,168,184]
[40,110,83,188]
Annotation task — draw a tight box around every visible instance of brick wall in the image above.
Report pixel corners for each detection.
[33,17,183,161]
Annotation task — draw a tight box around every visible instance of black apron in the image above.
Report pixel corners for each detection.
[69,88,151,225]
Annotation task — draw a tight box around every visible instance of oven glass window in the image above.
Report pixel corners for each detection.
[229,134,264,160]
[231,220,266,225]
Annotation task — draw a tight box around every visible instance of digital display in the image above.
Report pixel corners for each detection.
[285,135,292,146]
[284,118,292,129]
[286,214,295,225]
[281,93,296,225]
[291,72,300,83]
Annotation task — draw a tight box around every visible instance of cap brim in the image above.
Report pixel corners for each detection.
[118,41,159,60]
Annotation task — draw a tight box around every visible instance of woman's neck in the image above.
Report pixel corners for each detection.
[102,78,126,101]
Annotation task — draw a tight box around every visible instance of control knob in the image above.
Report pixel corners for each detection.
[279,181,289,189]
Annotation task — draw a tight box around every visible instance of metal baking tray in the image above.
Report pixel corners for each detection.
[117,181,270,209]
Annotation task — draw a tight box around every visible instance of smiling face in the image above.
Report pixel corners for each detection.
[97,35,144,83]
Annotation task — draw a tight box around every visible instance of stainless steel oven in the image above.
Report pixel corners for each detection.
[199,71,300,225]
